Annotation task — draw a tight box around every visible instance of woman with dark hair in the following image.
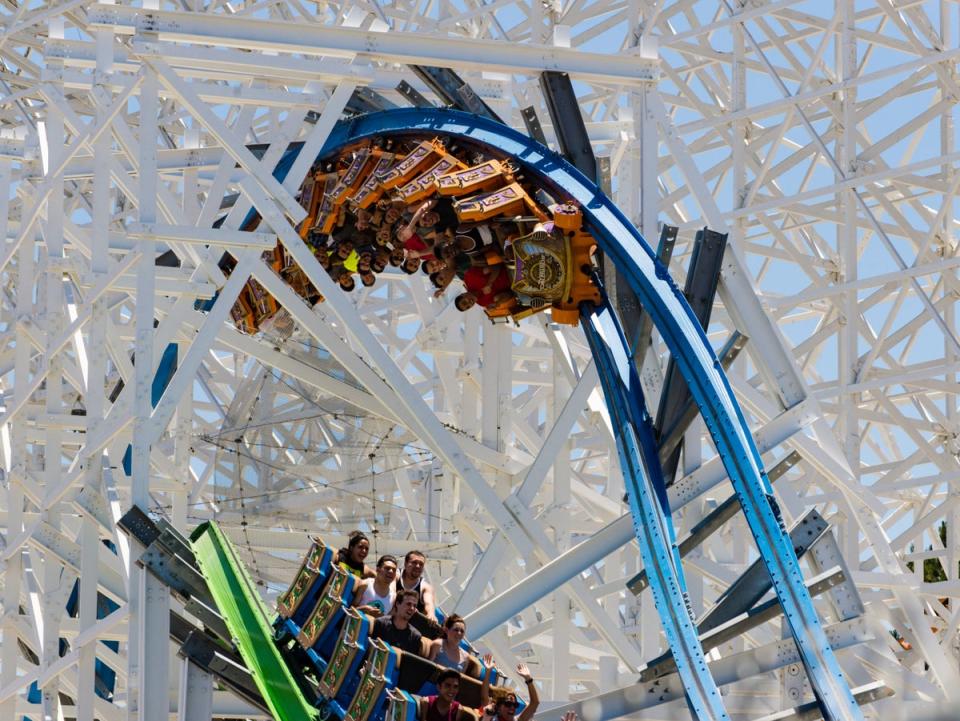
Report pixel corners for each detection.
[427,615,481,677]
[335,531,375,578]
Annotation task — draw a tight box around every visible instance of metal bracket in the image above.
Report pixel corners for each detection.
[655,227,729,484]
[118,504,161,548]
[178,626,268,715]
[640,565,848,682]
[752,682,893,721]
[409,65,503,122]
[521,106,547,145]
[806,530,865,622]
[139,539,211,604]
[346,86,397,115]
[539,70,597,180]
[656,330,748,466]
[395,80,432,109]
[698,509,829,635]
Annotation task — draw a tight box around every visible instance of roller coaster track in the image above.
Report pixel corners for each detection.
[301,108,864,721]
[125,108,873,721]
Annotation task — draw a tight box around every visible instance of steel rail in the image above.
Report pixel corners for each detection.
[582,300,728,721]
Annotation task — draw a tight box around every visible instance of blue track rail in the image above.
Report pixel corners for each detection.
[254,108,862,721]
[582,299,727,721]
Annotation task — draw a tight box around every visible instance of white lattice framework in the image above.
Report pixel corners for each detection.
[1,1,959,720]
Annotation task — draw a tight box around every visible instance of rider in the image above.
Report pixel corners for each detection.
[419,669,473,721]
[428,614,481,677]
[351,554,398,617]
[370,589,423,656]
[336,531,375,578]
[455,264,511,311]
[396,549,436,618]
[480,664,538,721]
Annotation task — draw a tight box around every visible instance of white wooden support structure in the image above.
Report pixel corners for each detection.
[0,2,957,720]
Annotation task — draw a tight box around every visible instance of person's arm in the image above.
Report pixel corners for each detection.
[352,582,383,617]
[479,653,494,697]
[420,580,436,619]
[350,580,367,608]
[413,630,428,658]
[398,202,431,242]
[464,653,481,679]
[515,664,538,721]
[457,707,479,721]
[363,564,376,579]
[426,638,441,662]
[481,266,504,294]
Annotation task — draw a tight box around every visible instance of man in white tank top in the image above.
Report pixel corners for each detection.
[351,554,398,617]
[397,549,435,618]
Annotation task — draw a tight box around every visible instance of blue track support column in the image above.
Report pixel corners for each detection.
[261,108,863,721]
[582,300,728,721]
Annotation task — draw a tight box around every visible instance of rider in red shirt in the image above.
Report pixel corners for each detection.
[457,265,511,310]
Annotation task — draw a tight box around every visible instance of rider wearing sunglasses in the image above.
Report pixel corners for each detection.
[480,664,538,721]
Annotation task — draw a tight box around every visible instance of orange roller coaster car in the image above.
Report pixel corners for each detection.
[227,139,604,333]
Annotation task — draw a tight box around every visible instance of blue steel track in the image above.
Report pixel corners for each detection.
[266,108,862,721]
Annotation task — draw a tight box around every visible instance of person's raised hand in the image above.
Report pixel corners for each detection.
[516,663,532,682]
[561,712,578,721]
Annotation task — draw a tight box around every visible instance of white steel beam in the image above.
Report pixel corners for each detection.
[0,1,957,716]
[87,5,657,85]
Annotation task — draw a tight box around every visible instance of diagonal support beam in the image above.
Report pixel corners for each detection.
[466,399,819,636]
[411,65,503,123]
[537,617,873,721]
[243,237,536,558]
[453,361,598,613]
[628,449,799,595]
[140,53,306,224]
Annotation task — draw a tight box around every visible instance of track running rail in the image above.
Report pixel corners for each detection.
[582,299,727,720]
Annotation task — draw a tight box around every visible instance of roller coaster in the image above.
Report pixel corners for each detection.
[120,109,886,721]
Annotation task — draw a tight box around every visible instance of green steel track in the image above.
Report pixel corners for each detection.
[191,521,319,721]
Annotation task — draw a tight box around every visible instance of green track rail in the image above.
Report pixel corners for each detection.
[191,521,318,721]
